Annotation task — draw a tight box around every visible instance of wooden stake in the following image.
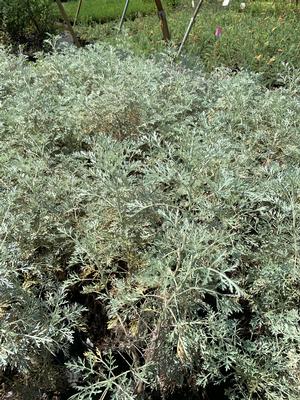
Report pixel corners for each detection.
[177,0,204,56]
[73,0,84,28]
[119,0,130,32]
[56,0,81,48]
[154,0,171,42]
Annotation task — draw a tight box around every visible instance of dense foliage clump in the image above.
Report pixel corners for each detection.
[0,44,300,399]
[0,0,54,46]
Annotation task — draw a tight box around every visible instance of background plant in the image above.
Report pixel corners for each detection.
[0,0,55,45]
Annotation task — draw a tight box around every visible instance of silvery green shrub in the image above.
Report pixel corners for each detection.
[0,43,300,399]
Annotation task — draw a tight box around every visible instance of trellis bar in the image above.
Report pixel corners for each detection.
[177,0,204,56]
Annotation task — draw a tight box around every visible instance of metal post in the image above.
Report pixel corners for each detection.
[119,0,130,32]
[177,0,204,56]
[56,0,81,48]
[154,0,171,42]
[73,0,84,28]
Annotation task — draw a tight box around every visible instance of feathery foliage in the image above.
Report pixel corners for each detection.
[0,43,300,399]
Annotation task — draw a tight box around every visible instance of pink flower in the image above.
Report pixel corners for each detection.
[215,26,222,38]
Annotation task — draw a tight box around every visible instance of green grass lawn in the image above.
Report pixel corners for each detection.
[61,0,179,23]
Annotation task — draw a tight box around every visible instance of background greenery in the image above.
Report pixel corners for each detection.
[73,0,300,86]
[0,1,299,86]
[0,0,54,43]
[61,0,180,23]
